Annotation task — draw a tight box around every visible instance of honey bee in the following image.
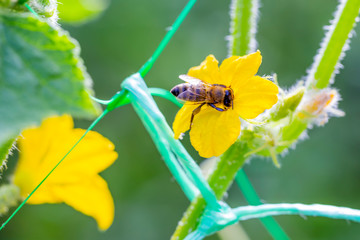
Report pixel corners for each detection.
[171,75,234,127]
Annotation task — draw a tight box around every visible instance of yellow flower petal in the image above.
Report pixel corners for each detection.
[14,115,75,197]
[233,76,279,119]
[14,115,74,180]
[18,180,63,204]
[52,175,114,231]
[52,130,118,180]
[13,114,117,230]
[220,50,262,90]
[187,55,220,84]
[173,104,200,139]
[189,106,240,158]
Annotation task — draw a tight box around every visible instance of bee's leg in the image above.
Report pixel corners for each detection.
[190,103,206,129]
[208,103,225,112]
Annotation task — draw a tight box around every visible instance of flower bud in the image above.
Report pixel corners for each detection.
[270,86,305,121]
[297,88,345,126]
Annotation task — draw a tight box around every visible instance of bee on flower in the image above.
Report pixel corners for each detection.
[171,51,279,158]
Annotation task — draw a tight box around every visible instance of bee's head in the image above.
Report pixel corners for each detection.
[224,89,234,108]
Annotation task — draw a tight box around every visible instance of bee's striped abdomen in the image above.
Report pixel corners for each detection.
[171,83,188,97]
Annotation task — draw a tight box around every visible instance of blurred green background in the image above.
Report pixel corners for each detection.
[2,0,360,239]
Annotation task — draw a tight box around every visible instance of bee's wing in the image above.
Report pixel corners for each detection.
[176,90,207,102]
[179,75,208,85]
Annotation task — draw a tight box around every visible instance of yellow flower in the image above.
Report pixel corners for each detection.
[13,115,118,231]
[172,51,279,158]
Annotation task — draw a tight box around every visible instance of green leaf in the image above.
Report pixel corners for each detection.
[57,0,109,24]
[0,10,100,159]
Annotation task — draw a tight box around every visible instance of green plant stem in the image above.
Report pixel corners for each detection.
[229,0,258,56]
[229,0,287,238]
[236,169,290,240]
[307,0,360,89]
[233,203,360,222]
[171,142,249,240]
[0,110,109,231]
[138,0,197,77]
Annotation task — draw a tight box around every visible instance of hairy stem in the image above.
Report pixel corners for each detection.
[228,0,259,56]
[306,0,360,89]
